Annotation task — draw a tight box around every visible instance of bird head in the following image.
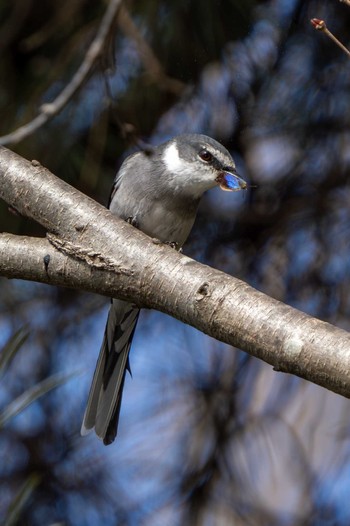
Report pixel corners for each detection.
[161,134,247,198]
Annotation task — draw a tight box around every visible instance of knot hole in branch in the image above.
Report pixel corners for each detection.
[196,282,210,301]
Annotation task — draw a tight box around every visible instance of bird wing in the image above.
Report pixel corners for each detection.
[107,152,139,208]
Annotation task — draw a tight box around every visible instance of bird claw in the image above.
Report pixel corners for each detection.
[151,239,182,251]
[165,241,182,251]
[126,216,138,228]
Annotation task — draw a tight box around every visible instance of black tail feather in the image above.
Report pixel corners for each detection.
[81,299,140,444]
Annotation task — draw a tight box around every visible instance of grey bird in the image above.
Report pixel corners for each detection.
[81,133,247,445]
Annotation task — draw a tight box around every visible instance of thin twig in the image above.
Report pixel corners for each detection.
[0,0,123,146]
[310,18,350,59]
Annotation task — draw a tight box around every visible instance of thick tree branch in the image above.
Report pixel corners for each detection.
[0,234,133,296]
[1,146,350,399]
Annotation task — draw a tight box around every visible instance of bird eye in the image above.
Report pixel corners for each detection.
[199,149,213,163]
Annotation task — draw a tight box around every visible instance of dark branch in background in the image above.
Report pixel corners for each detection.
[19,3,86,52]
[117,6,186,96]
[103,75,155,155]
[0,0,123,146]
[1,146,350,400]
[102,4,187,152]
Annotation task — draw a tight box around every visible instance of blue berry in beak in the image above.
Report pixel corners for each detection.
[216,171,247,192]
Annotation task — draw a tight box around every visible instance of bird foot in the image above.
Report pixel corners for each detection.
[151,238,182,251]
[165,241,180,250]
[126,216,139,228]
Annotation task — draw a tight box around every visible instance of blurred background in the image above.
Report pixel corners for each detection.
[1,0,350,524]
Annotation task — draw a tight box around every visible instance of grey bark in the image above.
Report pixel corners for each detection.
[1,146,350,398]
